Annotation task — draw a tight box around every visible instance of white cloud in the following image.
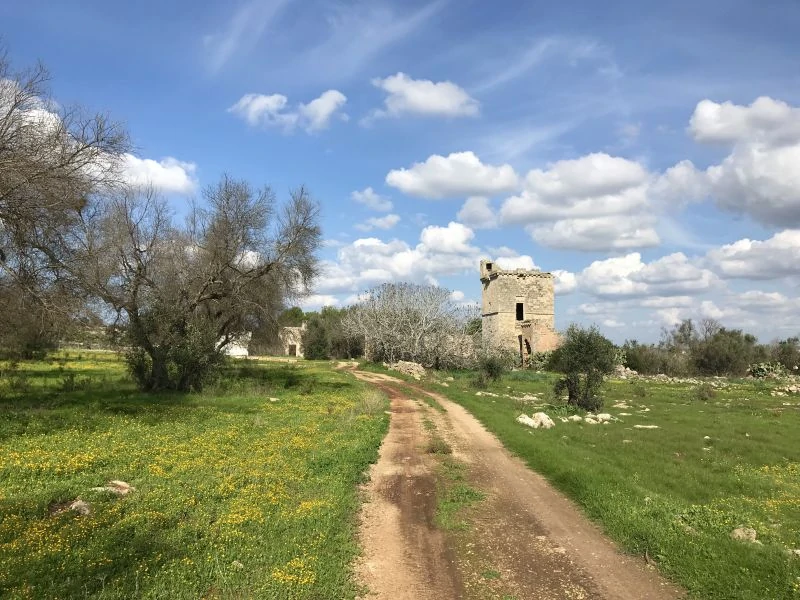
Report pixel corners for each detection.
[553,270,578,295]
[494,255,539,271]
[228,90,347,133]
[354,213,400,231]
[689,97,800,145]
[457,197,498,229]
[578,252,718,298]
[419,222,477,254]
[351,187,393,212]
[528,216,660,251]
[689,97,800,226]
[386,151,519,199]
[368,72,479,119]
[314,223,481,295]
[298,294,339,309]
[705,230,800,279]
[121,154,197,194]
[450,290,465,302]
[603,319,625,328]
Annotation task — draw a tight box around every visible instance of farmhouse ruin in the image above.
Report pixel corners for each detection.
[480,259,560,363]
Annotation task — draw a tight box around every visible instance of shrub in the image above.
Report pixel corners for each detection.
[478,353,508,383]
[748,361,786,379]
[549,324,616,412]
[527,351,552,372]
[691,328,760,376]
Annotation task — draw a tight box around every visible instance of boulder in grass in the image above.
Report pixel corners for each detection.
[92,480,135,496]
[517,412,555,429]
[731,527,760,544]
[567,415,583,423]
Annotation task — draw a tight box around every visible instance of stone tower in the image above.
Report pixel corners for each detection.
[480,259,559,362]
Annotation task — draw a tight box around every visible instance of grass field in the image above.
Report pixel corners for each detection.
[0,353,388,599]
[422,369,800,600]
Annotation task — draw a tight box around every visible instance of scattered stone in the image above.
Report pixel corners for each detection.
[91,480,135,496]
[622,439,632,443]
[789,549,800,558]
[385,361,426,380]
[517,412,555,429]
[584,417,598,425]
[619,412,632,416]
[703,435,712,441]
[614,365,638,379]
[595,413,613,423]
[567,415,583,423]
[438,382,450,387]
[634,425,659,429]
[445,376,454,382]
[476,391,500,397]
[612,402,630,409]
[69,500,91,516]
[231,560,244,570]
[731,527,760,544]
[269,397,279,402]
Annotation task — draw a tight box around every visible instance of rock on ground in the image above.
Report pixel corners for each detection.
[91,480,135,496]
[634,425,659,430]
[731,527,759,544]
[69,500,91,515]
[385,361,426,380]
[517,412,555,429]
[567,415,583,422]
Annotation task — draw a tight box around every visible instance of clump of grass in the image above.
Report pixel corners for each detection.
[353,388,387,416]
[426,435,452,455]
[630,381,648,398]
[692,383,717,401]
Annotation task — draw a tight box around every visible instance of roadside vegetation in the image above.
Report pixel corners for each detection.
[0,352,388,599]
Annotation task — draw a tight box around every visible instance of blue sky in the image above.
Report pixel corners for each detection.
[4,0,800,342]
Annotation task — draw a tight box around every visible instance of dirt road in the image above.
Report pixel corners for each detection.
[352,369,683,600]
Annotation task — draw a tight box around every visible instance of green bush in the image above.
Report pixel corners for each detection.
[478,353,509,382]
[550,324,616,412]
[527,351,552,371]
[748,361,786,379]
[691,328,761,376]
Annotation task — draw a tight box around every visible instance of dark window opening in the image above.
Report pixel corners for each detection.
[288,344,297,357]
[486,262,493,271]
[516,303,524,321]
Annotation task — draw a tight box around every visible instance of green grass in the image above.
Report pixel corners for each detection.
[435,458,485,532]
[0,352,388,599]
[422,369,800,599]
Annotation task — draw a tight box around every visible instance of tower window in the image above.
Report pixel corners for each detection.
[486,262,493,271]
[516,303,524,321]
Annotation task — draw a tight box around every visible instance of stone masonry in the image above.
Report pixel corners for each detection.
[480,259,560,363]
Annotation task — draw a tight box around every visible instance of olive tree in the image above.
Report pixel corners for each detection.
[69,177,321,391]
[343,282,478,369]
[550,324,616,411]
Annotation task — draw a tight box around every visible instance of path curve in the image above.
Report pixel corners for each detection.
[353,369,683,600]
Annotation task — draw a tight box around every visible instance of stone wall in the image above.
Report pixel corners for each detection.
[480,260,559,360]
[278,325,305,358]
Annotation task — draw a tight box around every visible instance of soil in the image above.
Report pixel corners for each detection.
[351,369,684,600]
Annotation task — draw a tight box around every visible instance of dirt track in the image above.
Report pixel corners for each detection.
[352,370,683,600]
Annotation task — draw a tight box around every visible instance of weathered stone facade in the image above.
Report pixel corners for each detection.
[279,325,305,358]
[480,260,559,363]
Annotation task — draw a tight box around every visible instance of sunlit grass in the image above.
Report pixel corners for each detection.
[421,369,800,600]
[0,353,388,599]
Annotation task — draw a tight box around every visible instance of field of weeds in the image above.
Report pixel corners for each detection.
[0,352,388,599]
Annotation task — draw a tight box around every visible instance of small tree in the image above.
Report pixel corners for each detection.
[550,324,616,411]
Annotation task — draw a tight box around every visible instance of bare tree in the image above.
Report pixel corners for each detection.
[70,176,320,390]
[343,282,478,369]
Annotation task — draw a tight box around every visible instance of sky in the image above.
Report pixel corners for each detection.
[3,0,800,343]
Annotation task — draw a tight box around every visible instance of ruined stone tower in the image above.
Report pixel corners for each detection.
[480,259,560,363]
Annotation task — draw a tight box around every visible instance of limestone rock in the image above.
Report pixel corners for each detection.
[517,412,555,429]
[595,413,613,423]
[567,415,583,422]
[91,480,135,496]
[385,361,426,380]
[584,417,598,425]
[731,527,759,544]
[634,425,659,429]
[69,500,91,516]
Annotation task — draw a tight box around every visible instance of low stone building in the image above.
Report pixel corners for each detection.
[221,332,252,358]
[480,259,560,364]
[279,324,305,358]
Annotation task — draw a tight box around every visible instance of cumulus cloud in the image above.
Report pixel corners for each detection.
[494,255,539,271]
[298,294,340,309]
[705,230,800,279]
[314,223,481,295]
[121,154,197,194]
[457,197,498,229]
[354,213,400,231]
[498,153,676,252]
[689,97,800,226]
[368,72,479,119]
[228,90,347,133]
[578,252,718,298]
[553,270,578,295]
[351,187,393,211]
[386,151,519,199]
[528,216,660,251]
